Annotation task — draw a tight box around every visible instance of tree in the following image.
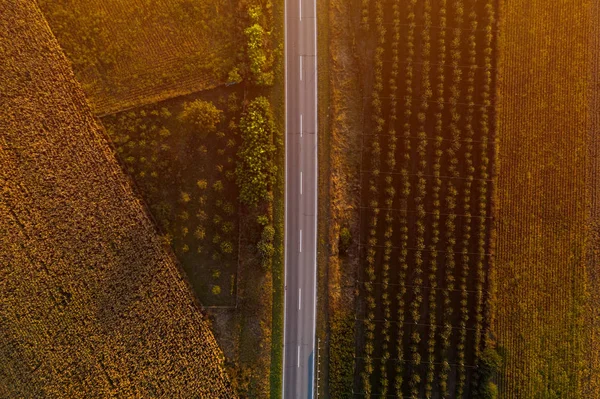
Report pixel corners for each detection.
[236,97,277,207]
[178,99,223,134]
[227,67,242,84]
[244,6,273,86]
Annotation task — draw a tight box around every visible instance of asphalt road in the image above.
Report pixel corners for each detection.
[282,0,317,397]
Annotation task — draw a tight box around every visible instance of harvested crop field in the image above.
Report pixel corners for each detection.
[0,1,234,396]
[493,0,599,397]
[38,0,240,115]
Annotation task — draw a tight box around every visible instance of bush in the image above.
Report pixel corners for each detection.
[212,285,221,295]
[257,214,269,226]
[257,224,275,270]
[262,225,275,242]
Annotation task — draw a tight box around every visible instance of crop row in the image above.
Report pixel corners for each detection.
[426,0,446,397]
[361,0,386,394]
[408,0,431,397]
[472,0,495,395]
[379,0,400,393]
[455,0,477,395]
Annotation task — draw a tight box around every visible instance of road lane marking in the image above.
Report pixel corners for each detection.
[299,229,302,253]
[299,288,302,310]
[298,345,301,367]
[300,114,303,137]
[299,0,302,20]
[300,171,303,195]
[300,56,303,80]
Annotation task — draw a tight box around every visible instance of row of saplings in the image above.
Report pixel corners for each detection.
[358,0,499,397]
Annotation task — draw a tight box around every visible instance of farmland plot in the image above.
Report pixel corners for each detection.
[494,1,598,397]
[355,0,498,397]
[38,0,240,115]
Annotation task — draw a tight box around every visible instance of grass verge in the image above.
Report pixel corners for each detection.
[316,0,333,396]
[269,0,285,396]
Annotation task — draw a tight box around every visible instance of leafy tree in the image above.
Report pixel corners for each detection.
[244,6,273,86]
[257,225,275,270]
[178,99,223,133]
[236,97,277,207]
[256,214,269,226]
[227,67,242,84]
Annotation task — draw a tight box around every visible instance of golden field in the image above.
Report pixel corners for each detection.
[0,1,235,396]
[493,0,598,397]
[38,0,241,115]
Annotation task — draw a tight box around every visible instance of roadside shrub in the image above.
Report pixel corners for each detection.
[257,224,275,270]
